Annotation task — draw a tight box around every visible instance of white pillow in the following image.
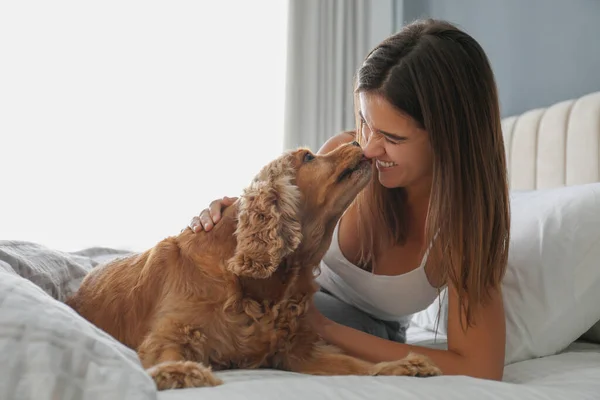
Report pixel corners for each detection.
[504,183,600,364]
[580,320,600,343]
[0,270,157,399]
[411,183,600,365]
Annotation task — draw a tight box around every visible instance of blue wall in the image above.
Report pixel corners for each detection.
[395,0,600,117]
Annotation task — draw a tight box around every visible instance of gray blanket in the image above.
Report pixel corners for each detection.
[0,240,157,400]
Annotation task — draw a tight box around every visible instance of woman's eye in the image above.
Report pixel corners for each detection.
[303,152,315,162]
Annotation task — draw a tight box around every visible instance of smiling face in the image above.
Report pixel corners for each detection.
[358,92,433,194]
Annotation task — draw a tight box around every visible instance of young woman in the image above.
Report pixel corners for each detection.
[189,19,510,381]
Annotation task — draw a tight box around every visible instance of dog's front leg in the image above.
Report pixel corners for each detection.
[138,330,223,390]
[285,342,441,377]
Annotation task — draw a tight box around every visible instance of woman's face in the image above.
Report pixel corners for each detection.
[359,92,433,192]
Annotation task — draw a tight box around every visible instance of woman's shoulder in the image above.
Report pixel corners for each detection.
[317,130,356,154]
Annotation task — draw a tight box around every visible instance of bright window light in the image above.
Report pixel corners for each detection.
[0,1,289,252]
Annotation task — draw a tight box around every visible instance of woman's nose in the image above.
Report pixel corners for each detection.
[363,136,383,159]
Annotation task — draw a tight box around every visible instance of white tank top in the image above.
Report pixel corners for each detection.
[315,221,440,324]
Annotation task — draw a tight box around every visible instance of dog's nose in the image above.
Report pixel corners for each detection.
[351,141,360,147]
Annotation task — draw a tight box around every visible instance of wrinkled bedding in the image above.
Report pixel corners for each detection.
[1,240,599,400]
[0,241,155,400]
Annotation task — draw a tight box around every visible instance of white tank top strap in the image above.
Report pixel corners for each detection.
[315,220,441,323]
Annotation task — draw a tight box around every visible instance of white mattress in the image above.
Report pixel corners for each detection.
[4,239,596,399]
[158,325,600,400]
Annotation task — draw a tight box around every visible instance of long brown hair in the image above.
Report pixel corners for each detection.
[353,19,510,328]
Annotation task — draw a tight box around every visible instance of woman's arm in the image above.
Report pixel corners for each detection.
[311,284,506,380]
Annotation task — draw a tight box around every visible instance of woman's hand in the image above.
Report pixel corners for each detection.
[189,196,238,232]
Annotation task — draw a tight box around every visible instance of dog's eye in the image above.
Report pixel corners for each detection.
[303,152,315,163]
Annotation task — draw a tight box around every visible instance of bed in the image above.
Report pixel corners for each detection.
[155,325,600,400]
[1,91,600,400]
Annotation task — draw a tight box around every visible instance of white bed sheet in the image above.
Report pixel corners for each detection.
[159,325,600,400]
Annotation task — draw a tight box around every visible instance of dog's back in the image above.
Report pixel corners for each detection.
[67,248,167,348]
[67,209,240,350]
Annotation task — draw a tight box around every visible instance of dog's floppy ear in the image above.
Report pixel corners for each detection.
[227,159,303,279]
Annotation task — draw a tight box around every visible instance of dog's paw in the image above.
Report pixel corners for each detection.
[371,352,442,377]
[147,360,223,390]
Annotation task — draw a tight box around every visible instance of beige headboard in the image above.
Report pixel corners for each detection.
[501,91,600,190]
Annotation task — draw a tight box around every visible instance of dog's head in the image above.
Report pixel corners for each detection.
[227,141,372,279]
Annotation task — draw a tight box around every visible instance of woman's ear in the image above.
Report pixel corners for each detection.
[227,167,302,279]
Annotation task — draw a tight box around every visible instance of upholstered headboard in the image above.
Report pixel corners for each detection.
[501,91,600,190]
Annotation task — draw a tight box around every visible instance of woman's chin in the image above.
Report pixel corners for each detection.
[377,174,404,189]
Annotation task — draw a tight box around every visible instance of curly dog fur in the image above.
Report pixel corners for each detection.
[66,142,441,390]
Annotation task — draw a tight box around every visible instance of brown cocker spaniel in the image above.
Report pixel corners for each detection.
[67,142,441,390]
